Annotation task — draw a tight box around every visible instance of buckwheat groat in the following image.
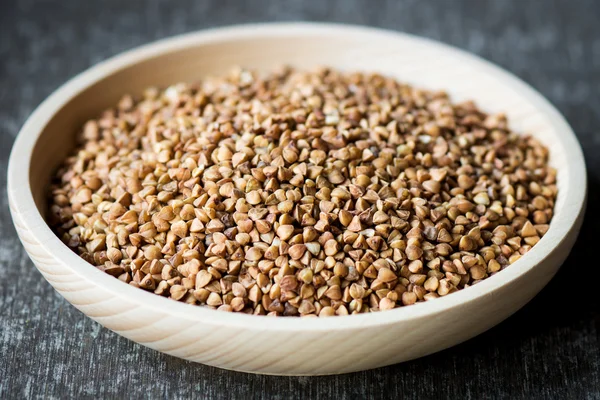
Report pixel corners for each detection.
[48,67,557,317]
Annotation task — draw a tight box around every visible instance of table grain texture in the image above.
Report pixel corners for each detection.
[1,0,599,398]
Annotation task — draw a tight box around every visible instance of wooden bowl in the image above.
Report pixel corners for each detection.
[7,23,586,375]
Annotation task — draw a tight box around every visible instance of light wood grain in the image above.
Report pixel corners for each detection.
[7,23,586,376]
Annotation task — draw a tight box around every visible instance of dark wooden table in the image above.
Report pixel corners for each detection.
[1,0,599,398]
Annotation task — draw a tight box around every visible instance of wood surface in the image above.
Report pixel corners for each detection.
[1,0,599,398]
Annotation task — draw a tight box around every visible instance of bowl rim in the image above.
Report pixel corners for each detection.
[8,22,587,332]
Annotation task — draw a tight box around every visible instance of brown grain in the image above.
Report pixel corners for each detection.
[48,66,557,317]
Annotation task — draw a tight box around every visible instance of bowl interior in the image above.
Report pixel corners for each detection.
[31,26,574,216]
[20,23,585,328]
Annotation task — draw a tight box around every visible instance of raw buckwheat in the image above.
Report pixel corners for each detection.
[48,66,557,317]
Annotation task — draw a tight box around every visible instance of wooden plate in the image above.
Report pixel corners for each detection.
[7,23,586,375]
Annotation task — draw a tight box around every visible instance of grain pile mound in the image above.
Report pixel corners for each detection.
[48,67,557,317]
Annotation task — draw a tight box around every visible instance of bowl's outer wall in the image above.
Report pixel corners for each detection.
[8,24,586,375]
[9,196,583,374]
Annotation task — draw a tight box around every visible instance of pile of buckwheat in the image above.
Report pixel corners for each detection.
[48,66,557,317]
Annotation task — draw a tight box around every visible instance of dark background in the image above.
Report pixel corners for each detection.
[1,0,599,398]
